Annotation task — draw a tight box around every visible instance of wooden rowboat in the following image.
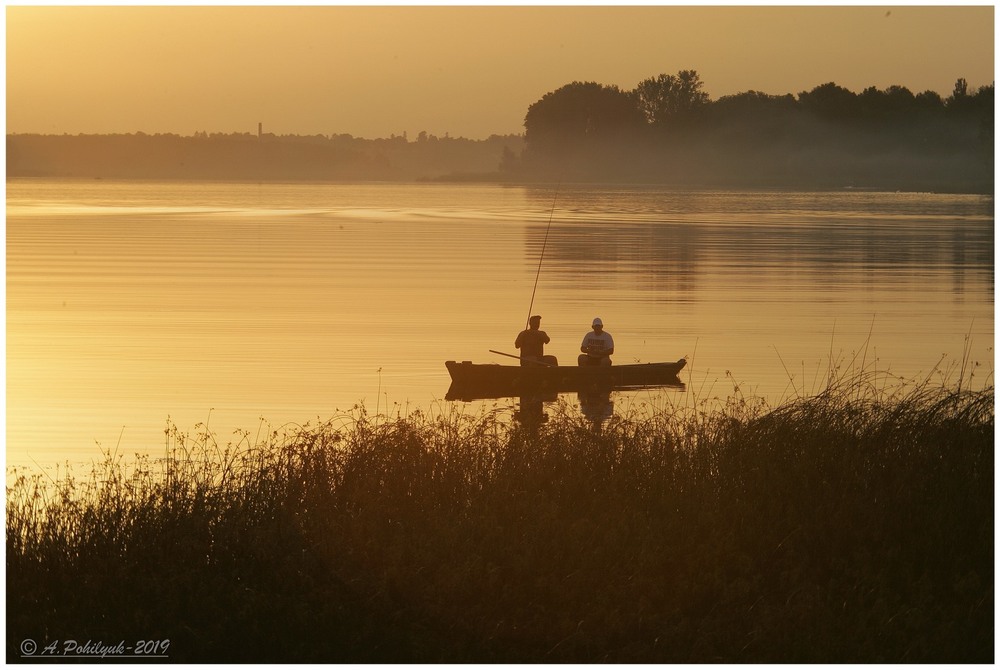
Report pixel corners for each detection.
[445,358,686,401]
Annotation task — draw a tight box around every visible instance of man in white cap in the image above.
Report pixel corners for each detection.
[578,317,614,366]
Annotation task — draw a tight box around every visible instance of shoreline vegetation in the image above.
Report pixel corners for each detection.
[7,73,993,194]
[7,362,993,663]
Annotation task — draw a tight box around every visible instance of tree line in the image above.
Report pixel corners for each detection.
[6,131,525,182]
[510,71,993,192]
[6,70,993,192]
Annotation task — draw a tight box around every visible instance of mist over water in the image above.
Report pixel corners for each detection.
[6,180,993,471]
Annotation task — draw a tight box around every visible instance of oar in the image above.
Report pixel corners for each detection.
[489,350,557,367]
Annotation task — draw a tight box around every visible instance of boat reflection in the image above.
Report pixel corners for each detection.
[445,377,685,429]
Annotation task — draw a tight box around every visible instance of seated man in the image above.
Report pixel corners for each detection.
[578,317,614,366]
[514,314,550,366]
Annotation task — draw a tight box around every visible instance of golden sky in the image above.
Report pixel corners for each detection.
[6,4,995,139]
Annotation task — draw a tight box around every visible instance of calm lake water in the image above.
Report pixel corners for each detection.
[6,180,994,471]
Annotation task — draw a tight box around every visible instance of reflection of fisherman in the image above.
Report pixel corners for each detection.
[516,396,547,426]
[579,390,614,425]
[578,317,614,366]
[514,315,550,366]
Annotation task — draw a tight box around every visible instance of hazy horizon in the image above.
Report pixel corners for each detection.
[6,4,994,140]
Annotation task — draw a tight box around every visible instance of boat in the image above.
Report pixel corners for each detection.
[445,358,686,401]
[445,191,687,406]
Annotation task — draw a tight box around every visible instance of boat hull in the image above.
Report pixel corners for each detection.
[445,358,686,401]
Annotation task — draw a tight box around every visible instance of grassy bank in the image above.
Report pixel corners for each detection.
[7,372,993,663]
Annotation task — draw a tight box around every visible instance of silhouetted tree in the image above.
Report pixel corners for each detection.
[710,90,797,118]
[952,77,970,100]
[952,82,995,146]
[703,90,800,147]
[914,90,946,113]
[858,84,917,121]
[523,81,645,156]
[946,77,993,119]
[632,69,710,128]
[798,82,860,121]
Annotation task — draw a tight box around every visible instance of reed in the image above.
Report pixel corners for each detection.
[7,369,993,663]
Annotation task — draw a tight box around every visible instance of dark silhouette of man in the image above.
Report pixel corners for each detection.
[514,315,550,366]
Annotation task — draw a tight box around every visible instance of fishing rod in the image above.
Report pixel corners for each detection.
[488,349,557,367]
[524,183,560,328]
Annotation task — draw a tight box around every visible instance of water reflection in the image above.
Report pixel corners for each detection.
[517,389,615,431]
[6,181,992,471]
[446,373,683,431]
[514,393,552,428]
[523,187,993,299]
[578,389,614,429]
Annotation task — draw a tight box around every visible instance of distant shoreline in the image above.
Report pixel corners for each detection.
[7,132,993,195]
[6,174,992,197]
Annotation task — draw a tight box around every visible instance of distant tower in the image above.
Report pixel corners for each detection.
[258,122,262,139]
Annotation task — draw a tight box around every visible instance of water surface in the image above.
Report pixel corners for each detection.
[7,180,994,471]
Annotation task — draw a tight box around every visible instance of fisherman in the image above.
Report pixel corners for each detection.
[578,317,614,366]
[514,315,551,366]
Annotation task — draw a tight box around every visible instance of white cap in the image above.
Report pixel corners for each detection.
[592,317,603,326]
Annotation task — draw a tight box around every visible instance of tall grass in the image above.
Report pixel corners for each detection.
[7,368,993,663]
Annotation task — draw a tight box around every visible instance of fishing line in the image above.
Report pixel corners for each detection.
[525,183,560,328]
